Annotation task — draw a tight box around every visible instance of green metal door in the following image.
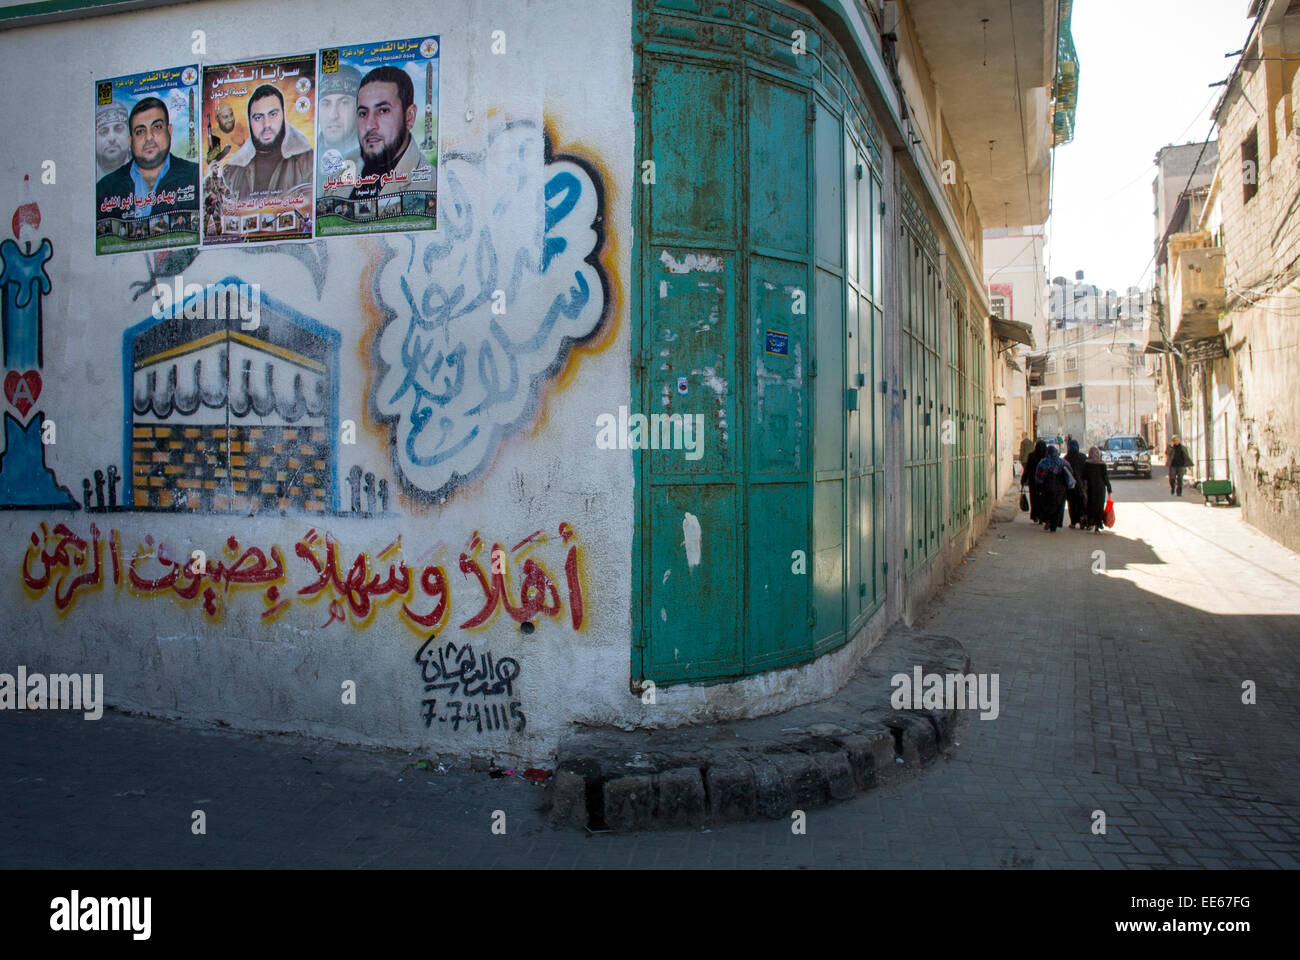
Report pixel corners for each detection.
[900,185,941,572]
[632,0,886,686]
[745,73,812,671]
[639,57,744,683]
[635,53,813,684]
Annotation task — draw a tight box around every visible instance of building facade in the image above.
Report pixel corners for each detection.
[0,0,1070,760]
[1144,140,1218,457]
[982,225,1043,481]
[1029,272,1154,449]
[1146,0,1299,551]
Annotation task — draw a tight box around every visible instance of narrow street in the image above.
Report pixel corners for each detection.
[5,470,1296,869]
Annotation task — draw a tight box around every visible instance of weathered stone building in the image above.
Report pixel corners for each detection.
[1148,0,1299,550]
[1145,140,1218,457]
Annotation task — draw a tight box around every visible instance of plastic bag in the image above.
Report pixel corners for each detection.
[1104,497,1116,528]
[1019,490,1029,512]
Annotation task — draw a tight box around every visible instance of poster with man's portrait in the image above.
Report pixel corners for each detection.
[315,36,439,237]
[94,65,200,255]
[201,53,316,245]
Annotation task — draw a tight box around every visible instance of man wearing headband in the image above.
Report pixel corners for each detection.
[95,102,130,179]
[317,64,361,186]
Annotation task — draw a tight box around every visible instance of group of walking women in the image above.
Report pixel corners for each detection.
[1020,438,1112,533]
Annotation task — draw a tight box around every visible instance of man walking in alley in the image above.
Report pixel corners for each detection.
[1019,433,1035,468]
[1166,435,1193,496]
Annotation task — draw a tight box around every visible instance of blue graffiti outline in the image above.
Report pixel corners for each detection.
[368,120,612,504]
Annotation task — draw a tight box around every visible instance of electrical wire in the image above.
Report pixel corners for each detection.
[985,234,1044,284]
[1138,122,1219,364]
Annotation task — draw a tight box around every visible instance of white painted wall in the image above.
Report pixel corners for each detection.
[0,0,641,762]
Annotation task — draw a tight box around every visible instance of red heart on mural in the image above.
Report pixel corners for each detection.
[3,369,41,418]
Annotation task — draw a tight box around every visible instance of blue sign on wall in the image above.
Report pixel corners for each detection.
[765,330,789,357]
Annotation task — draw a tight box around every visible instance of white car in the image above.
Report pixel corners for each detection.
[1101,435,1152,478]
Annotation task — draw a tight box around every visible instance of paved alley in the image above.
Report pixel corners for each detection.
[3,469,1298,869]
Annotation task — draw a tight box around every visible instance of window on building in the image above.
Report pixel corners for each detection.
[1065,352,1077,371]
[1242,128,1259,204]
[1046,356,1057,374]
[1065,385,1083,400]
[989,293,1008,320]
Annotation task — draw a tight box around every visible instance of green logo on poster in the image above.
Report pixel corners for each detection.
[96,82,113,106]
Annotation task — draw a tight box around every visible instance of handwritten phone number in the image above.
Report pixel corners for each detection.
[421,699,525,733]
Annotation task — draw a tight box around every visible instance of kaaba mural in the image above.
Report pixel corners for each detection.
[122,277,340,513]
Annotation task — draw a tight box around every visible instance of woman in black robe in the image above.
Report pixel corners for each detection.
[1022,440,1047,524]
[1082,445,1112,533]
[1065,439,1088,528]
[1034,444,1076,532]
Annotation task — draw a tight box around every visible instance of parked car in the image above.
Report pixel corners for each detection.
[1100,434,1152,478]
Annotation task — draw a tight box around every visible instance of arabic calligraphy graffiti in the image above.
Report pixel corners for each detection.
[370,121,610,501]
[22,521,288,619]
[20,521,586,635]
[415,637,525,733]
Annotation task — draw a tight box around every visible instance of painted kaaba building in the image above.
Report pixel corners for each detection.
[122,277,340,513]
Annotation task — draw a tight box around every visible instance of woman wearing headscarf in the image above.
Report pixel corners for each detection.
[1082,445,1112,533]
[1034,443,1076,532]
[1022,439,1048,524]
[1064,439,1088,528]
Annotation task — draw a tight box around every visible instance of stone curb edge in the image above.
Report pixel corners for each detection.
[544,633,971,831]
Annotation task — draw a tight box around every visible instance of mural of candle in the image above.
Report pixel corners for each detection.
[0,181,79,510]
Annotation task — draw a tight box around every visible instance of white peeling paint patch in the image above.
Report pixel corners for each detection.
[660,249,724,274]
[661,384,671,408]
[754,343,805,432]
[661,608,667,622]
[659,280,669,298]
[696,302,719,333]
[693,366,729,401]
[682,512,702,570]
[662,569,671,584]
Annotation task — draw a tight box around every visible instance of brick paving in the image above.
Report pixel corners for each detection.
[2,468,1298,868]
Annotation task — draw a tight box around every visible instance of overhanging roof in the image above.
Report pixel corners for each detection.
[904,0,1056,226]
[991,315,1036,348]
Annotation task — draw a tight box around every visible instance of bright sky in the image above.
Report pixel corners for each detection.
[1045,0,1255,293]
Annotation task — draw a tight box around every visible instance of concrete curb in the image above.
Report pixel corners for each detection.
[546,628,971,831]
